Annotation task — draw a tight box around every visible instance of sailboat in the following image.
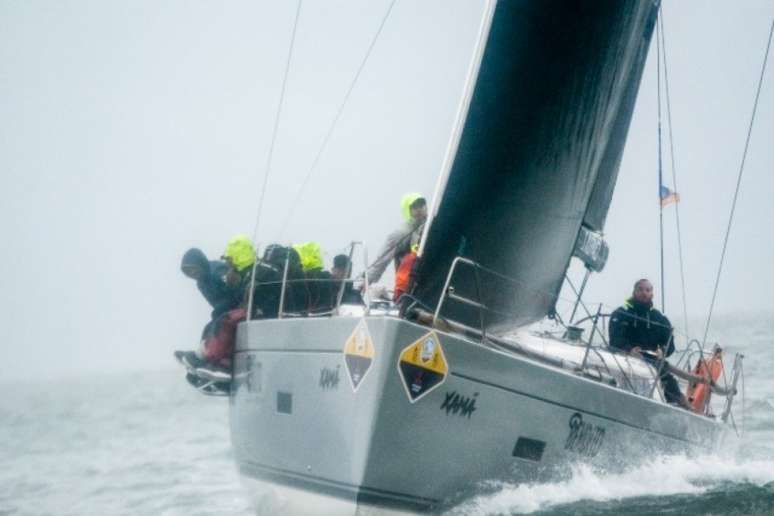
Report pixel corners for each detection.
[223,1,744,514]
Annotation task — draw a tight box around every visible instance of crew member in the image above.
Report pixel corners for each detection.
[294,241,333,313]
[221,234,257,296]
[609,278,690,409]
[176,235,256,371]
[180,248,238,319]
[367,193,427,285]
[263,244,308,313]
[330,254,362,305]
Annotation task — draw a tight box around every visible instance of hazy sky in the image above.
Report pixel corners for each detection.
[1,1,773,379]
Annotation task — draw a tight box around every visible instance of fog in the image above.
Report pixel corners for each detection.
[1,1,772,380]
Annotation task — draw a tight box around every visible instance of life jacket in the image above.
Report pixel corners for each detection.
[686,348,724,414]
[394,251,417,301]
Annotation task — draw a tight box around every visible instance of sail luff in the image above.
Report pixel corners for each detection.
[418,0,497,258]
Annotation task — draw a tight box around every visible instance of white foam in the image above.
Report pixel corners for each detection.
[449,453,774,515]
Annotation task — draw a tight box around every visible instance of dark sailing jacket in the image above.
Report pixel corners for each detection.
[305,268,334,313]
[181,248,242,318]
[262,245,308,314]
[250,261,282,319]
[609,298,674,357]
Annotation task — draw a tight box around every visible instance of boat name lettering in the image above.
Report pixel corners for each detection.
[319,366,340,390]
[440,391,478,418]
[564,412,605,457]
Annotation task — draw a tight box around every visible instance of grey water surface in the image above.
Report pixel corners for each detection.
[0,371,251,516]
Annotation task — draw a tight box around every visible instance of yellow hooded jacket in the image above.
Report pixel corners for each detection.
[293,242,324,271]
[223,234,256,272]
[400,192,424,223]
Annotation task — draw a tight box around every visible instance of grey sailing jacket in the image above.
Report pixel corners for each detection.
[366,221,423,284]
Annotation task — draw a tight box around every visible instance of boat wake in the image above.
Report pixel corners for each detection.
[447,451,774,515]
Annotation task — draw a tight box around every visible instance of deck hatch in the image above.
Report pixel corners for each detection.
[512,437,546,462]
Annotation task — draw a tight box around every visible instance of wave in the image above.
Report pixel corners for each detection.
[448,453,774,515]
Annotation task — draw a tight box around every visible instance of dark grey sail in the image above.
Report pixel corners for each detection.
[582,11,655,234]
[571,24,654,273]
[413,0,660,332]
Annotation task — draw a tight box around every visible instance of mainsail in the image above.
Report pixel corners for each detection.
[413,0,660,332]
[582,11,655,234]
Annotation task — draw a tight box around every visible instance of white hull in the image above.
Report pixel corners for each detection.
[230,316,730,514]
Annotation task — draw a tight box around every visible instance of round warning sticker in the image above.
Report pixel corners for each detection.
[343,319,375,392]
[397,331,448,403]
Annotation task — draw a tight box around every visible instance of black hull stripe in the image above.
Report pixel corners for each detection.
[239,460,438,511]
[451,371,712,447]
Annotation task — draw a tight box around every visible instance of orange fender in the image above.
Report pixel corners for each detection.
[686,350,723,414]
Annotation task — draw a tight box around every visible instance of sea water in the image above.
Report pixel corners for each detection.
[451,314,774,515]
[1,315,772,515]
[0,371,251,516]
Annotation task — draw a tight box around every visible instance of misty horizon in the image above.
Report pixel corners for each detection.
[1,0,773,380]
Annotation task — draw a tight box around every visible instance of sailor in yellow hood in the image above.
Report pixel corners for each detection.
[222,234,256,272]
[222,234,256,291]
[293,241,324,271]
[293,241,334,313]
[400,193,425,224]
[367,193,427,285]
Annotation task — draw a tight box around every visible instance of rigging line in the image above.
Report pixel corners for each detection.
[701,20,774,348]
[277,0,397,238]
[656,14,666,313]
[252,0,304,242]
[246,0,303,321]
[659,14,690,340]
[564,275,608,346]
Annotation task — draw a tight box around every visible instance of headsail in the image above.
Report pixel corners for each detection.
[413,0,660,333]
